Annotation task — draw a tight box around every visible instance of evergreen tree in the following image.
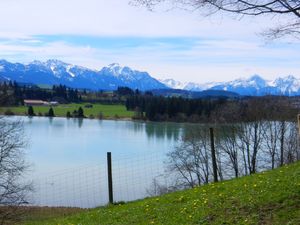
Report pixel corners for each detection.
[66,111,71,118]
[72,110,78,117]
[78,107,84,118]
[27,106,35,116]
[48,107,55,117]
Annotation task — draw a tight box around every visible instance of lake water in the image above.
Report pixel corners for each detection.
[7,116,191,208]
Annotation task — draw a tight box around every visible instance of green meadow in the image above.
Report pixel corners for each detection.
[0,103,134,119]
[25,161,300,225]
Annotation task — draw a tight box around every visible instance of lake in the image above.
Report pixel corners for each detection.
[7,116,191,208]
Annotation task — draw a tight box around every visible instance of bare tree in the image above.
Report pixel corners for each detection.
[216,125,240,178]
[284,122,300,163]
[236,98,269,174]
[166,126,212,188]
[133,0,300,39]
[0,117,32,225]
[146,176,180,196]
[262,120,280,169]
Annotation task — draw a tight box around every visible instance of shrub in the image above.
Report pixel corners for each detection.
[4,109,14,116]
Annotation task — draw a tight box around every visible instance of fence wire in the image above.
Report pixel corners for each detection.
[29,150,167,208]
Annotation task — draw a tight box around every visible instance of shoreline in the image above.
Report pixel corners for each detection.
[0,112,134,122]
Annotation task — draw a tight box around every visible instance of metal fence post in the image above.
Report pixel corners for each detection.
[107,152,114,204]
[210,127,218,182]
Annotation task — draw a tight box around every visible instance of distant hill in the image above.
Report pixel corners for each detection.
[151,89,240,98]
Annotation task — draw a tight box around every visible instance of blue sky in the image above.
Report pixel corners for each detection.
[0,0,299,83]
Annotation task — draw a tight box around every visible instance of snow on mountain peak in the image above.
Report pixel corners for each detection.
[108,63,120,68]
[66,65,76,78]
[103,63,149,81]
[46,59,68,66]
[30,60,44,66]
[160,74,300,96]
[283,75,296,81]
[159,78,187,89]
[105,63,124,76]
[248,74,264,80]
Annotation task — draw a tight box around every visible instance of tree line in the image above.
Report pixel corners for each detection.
[0,82,82,105]
[126,93,300,123]
[0,82,138,106]
[149,97,300,194]
[126,95,228,122]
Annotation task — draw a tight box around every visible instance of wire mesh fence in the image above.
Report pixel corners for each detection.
[29,150,167,208]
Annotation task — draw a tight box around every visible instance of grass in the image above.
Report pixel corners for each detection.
[25,161,300,225]
[0,103,134,119]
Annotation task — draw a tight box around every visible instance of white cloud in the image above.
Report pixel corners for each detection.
[2,36,299,83]
[0,0,270,38]
[0,0,299,83]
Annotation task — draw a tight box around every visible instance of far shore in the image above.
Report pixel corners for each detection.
[0,111,134,122]
[0,103,134,121]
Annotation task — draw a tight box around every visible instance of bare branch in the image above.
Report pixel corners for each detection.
[132,0,300,39]
[0,118,32,224]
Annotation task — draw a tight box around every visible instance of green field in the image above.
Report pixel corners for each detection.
[25,161,300,225]
[0,103,134,119]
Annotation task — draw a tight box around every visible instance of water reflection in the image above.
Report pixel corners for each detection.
[48,117,53,124]
[77,118,83,128]
[145,122,182,141]
[22,116,191,142]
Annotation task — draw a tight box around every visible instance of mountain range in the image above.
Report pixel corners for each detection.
[0,59,300,96]
[0,59,167,91]
[160,75,300,96]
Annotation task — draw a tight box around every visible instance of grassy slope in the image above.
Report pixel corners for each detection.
[0,103,134,118]
[27,161,300,225]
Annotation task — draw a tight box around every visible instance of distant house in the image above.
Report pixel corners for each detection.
[24,100,46,106]
[24,100,59,106]
[49,101,59,106]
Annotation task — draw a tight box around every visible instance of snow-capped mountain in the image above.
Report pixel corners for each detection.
[160,75,300,96]
[271,75,300,95]
[159,79,220,91]
[159,78,188,90]
[210,75,270,96]
[100,63,166,90]
[1,59,300,96]
[0,60,167,91]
